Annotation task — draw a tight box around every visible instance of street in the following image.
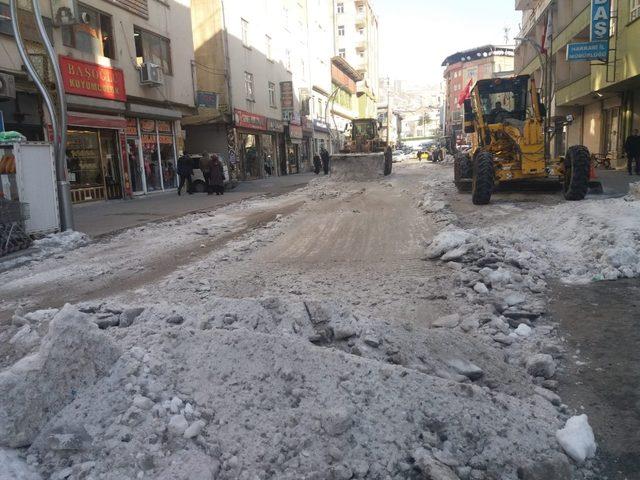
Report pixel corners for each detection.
[2,160,638,479]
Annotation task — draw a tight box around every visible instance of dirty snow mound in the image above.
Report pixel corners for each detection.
[0,448,42,480]
[0,305,120,447]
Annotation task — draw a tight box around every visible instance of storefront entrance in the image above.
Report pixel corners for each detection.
[67,128,123,203]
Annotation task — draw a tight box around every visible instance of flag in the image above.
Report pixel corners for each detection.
[457,79,472,106]
[540,11,553,54]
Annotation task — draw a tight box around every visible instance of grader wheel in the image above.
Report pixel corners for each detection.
[563,145,590,200]
[454,153,472,192]
[472,152,494,205]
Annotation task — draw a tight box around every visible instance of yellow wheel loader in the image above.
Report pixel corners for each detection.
[453,75,597,205]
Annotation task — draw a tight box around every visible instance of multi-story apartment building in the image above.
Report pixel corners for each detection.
[515,0,640,166]
[441,45,515,143]
[333,0,379,118]
[0,0,195,202]
[330,55,362,150]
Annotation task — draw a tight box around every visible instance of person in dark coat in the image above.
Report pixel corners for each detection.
[313,154,321,174]
[177,152,193,195]
[624,129,640,175]
[200,152,211,187]
[320,147,330,175]
[207,154,225,195]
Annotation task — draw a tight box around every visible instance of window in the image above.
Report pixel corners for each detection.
[337,25,344,36]
[268,82,276,107]
[358,5,364,13]
[265,34,272,60]
[62,3,114,59]
[336,2,344,13]
[338,48,345,58]
[134,27,172,74]
[241,18,249,47]
[358,27,364,36]
[632,0,640,21]
[244,72,254,100]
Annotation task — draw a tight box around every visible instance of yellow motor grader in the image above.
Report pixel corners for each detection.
[340,118,393,176]
[454,75,596,205]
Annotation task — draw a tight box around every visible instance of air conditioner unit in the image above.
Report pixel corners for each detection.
[139,62,164,86]
[0,73,16,100]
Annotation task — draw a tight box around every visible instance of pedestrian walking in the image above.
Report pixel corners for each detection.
[624,129,640,175]
[207,153,225,195]
[200,152,211,188]
[313,154,321,174]
[177,151,193,195]
[320,147,330,175]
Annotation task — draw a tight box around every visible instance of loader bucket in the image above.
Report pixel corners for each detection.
[330,153,387,181]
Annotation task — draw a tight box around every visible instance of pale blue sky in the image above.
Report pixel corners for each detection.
[374,0,521,85]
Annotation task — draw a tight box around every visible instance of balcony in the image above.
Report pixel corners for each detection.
[515,0,534,10]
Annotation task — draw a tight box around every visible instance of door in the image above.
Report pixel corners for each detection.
[100,130,123,199]
[126,138,144,193]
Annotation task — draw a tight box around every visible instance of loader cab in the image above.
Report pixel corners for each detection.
[474,76,529,126]
[352,119,378,140]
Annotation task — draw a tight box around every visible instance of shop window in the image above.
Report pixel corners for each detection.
[241,18,249,47]
[268,82,276,108]
[245,72,254,101]
[632,0,640,21]
[62,4,114,59]
[134,27,172,75]
[337,25,344,36]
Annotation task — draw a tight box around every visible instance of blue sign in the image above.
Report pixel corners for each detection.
[0,111,4,132]
[567,41,609,61]
[591,0,611,41]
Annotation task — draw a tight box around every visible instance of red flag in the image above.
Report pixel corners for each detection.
[540,11,552,54]
[457,79,472,106]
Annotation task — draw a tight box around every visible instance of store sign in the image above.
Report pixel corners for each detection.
[288,124,303,139]
[140,119,156,133]
[591,0,611,41]
[566,41,609,61]
[59,56,126,102]
[234,109,267,131]
[196,91,219,109]
[125,118,138,136]
[313,119,330,132]
[157,120,172,133]
[280,81,294,109]
[266,118,284,132]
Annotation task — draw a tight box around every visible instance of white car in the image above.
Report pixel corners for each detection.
[392,150,405,163]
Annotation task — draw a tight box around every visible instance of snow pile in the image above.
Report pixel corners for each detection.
[556,415,597,464]
[0,300,587,480]
[628,181,640,200]
[427,197,640,283]
[0,230,89,272]
[0,448,42,480]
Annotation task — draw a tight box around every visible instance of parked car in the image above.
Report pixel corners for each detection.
[189,154,232,193]
[392,150,406,163]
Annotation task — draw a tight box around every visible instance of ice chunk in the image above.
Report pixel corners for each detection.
[556,414,597,464]
[426,229,472,259]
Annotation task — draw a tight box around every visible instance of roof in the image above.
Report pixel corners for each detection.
[331,56,364,82]
[441,45,515,67]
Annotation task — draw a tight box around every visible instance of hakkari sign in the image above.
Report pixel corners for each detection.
[59,56,126,102]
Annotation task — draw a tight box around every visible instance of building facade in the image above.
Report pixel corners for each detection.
[441,45,515,145]
[333,0,379,118]
[0,0,195,202]
[515,0,640,166]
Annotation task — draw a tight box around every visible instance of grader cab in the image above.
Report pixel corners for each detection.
[454,75,593,205]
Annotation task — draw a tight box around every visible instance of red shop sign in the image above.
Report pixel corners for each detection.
[59,56,126,102]
[234,109,267,131]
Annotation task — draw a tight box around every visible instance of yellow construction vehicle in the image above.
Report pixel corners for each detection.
[340,118,393,175]
[453,75,595,205]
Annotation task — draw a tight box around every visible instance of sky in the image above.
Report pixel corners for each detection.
[374,0,522,87]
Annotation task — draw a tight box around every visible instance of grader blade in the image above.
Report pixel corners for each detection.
[330,153,387,181]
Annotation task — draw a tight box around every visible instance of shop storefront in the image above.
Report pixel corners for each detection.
[59,56,130,203]
[234,109,283,180]
[286,122,303,174]
[125,117,178,194]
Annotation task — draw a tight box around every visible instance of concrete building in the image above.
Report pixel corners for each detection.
[515,0,640,167]
[441,45,515,145]
[329,56,362,152]
[0,0,195,202]
[185,0,295,180]
[333,0,379,117]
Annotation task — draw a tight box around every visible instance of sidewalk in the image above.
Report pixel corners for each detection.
[73,173,316,237]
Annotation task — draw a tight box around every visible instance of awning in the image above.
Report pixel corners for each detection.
[67,112,127,129]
